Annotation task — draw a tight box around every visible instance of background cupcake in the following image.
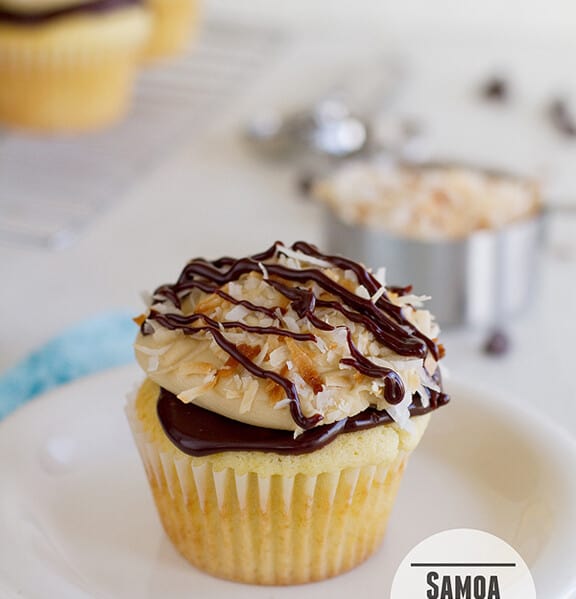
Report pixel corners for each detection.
[143,0,199,60]
[0,0,150,132]
[127,241,449,584]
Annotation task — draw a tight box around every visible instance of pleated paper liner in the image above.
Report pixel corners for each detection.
[0,9,150,132]
[126,391,426,584]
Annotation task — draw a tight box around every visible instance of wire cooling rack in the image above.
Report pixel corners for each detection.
[0,21,284,249]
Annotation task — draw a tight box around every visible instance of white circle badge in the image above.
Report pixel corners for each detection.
[391,529,536,599]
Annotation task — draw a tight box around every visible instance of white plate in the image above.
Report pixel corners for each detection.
[1,365,575,599]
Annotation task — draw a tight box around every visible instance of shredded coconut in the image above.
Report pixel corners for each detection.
[133,344,171,356]
[313,162,540,240]
[257,262,269,280]
[273,398,292,410]
[276,245,333,268]
[225,304,250,322]
[371,284,387,304]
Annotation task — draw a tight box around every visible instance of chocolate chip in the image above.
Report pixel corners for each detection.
[480,76,509,102]
[401,118,424,139]
[483,329,511,356]
[140,320,155,336]
[549,98,576,137]
[296,172,316,198]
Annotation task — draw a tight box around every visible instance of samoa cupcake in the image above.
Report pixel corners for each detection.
[0,0,150,132]
[127,241,449,584]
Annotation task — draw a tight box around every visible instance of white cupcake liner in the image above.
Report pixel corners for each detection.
[126,395,404,510]
[125,394,409,584]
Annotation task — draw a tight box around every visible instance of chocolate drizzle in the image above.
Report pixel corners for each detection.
[145,241,446,431]
[157,385,449,456]
[0,0,142,25]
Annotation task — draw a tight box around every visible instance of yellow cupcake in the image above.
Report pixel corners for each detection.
[0,0,150,132]
[143,0,198,60]
[128,241,450,584]
[127,377,430,584]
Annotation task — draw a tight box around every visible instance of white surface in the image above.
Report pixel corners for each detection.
[204,0,576,38]
[0,366,575,599]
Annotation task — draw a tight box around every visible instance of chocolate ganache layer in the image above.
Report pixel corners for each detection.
[0,0,143,25]
[157,385,449,456]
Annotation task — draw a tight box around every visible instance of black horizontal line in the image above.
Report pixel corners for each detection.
[410,563,516,568]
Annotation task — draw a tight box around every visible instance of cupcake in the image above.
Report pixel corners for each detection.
[143,0,198,60]
[0,0,150,132]
[127,241,449,584]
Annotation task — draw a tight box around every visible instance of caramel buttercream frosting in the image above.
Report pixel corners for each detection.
[134,241,448,438]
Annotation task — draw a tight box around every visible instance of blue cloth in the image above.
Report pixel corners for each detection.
[0,310,136,420]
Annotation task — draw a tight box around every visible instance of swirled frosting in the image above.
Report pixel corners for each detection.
[134,241,447,434]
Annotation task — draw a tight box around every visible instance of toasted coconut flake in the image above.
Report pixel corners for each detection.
[383,396,412,428]
[315,335,327,352]
[253,345,267,366]
[195,294,222,314]
[326,350,337,364]
[273,398,291,410]
[315,388,337,412]
[150,301,182,315]
[344,269,358,284]
[237,343,262,361]
[424,352,438,376]
[225,304,250,322]
[293,427,304,439]
[178,373,217,403]
[224,385,241,400]
[133,314,147,326]
[258,262,269,279]
[214,364,236,382]
[264,378,286,404]
[324,371,351,388]
[401,303,436,338]
[291,372,308,395]
[394,294,431,308]
[181,361,217,376]
[276,245,333,268]
[371,284,387,304]
[134,343,171,356]
[227,282,241,297]
[239,379,259,413]
[283,315,300,333]
[224,354,238,368]
[269,346,289,368]
[286,337,323,394]
[244,274,258,291]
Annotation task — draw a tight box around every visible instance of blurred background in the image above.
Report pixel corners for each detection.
[0,0,575,432]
